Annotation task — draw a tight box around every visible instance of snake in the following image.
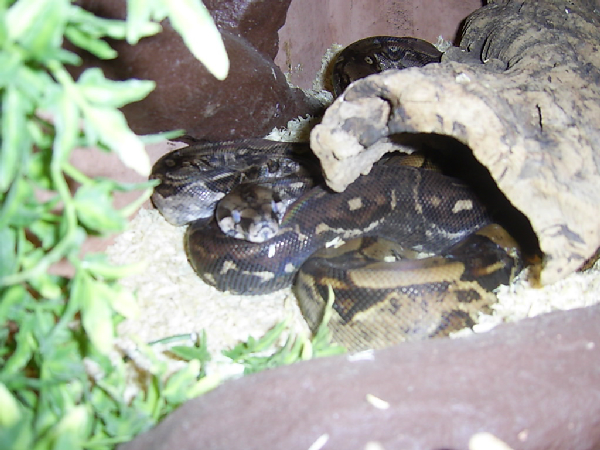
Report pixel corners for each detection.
[150,37,522,351]
[331,36,442,96]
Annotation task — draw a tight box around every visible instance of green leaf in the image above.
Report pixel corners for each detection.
[0,85,31,191]
[27,148,54,190]
[5,0,49,41]
[185,373,222,399]
[37,323,83,370]
[163,0,229,80]
[220,292,345,374]
[52,91,79,165]
[162,359,201,403]
[0,382,21,426]
[27,119,56,155]
[0,3,8,44]
[2,313,35,376]
[95,398,153,442]
[28,217,60,251]
[166,331,211,369]
[131,374,162,420]
[0,227,17,277]
[81,254,147,280]
[0,48,24,87]
[0,407,32,450]
[223,319,289,361]
[1,176,46,229]
[74,183,126,233]
[81,104,151,176]
[0,284,29,323]
[64,26,118,60]
[106,283,139,320]
[164,365,221,404]
[73,272,115,355]
[6,0,69,60]
[78,68,155,108]
[49,405,90,449]
[69,3,160,42]
[27,274,62,301]
[15,65,55,105]
[310,286,346,357]
[126,0,166,44]
[170,344,210,363]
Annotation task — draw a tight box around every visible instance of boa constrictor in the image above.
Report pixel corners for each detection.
[150,37,522,351]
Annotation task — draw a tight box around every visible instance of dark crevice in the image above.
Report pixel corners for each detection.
[386,132,542,259]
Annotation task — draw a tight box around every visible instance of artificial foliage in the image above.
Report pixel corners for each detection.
[0,1,225,448]
[0,2,341,449]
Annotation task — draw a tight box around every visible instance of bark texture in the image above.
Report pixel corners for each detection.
[311,0,600,285]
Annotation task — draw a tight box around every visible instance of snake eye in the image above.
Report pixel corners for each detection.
[364,56,374,65]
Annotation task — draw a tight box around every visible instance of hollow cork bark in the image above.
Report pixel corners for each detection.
[311,0,600,285]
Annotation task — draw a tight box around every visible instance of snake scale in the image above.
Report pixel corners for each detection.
[150,37,522,351]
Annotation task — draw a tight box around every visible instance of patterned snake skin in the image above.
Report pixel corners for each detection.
[150,37,522,351]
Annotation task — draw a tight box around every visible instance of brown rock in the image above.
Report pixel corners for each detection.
[120,305,600,450]
[204,0,291,59]
[276,0,484,89]
[69,0,311,140]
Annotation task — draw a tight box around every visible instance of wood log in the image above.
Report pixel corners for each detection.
[311,0,600,285]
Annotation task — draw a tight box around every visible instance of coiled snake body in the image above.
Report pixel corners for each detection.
[150,37,522,351]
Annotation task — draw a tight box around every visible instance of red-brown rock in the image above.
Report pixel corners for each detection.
[204,0,290,59]
[120,305,600,450]
[69,0,312,140]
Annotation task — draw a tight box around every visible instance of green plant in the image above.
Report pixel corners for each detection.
[0,2,342,448]
[221,288,345,374]
[0,0,229,448]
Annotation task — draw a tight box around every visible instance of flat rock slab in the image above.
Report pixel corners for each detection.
[120,304,600,450]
